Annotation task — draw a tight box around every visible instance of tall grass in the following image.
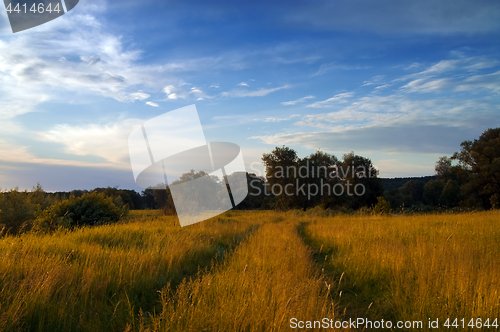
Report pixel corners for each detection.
[0,211,255,331]
[302,210,500,330]
[144,214,338,332]
[1,209,499,331]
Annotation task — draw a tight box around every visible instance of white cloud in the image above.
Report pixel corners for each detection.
[0,138,127,169]
[281,95,315,106]
[161,84,210,100]
[457,71,500,93]
[130,92,151,101]
[252,93,500,155]
[163,85,176,95]
[397,57,500,84]
[146,101,159,107]
[306,92,354,108]
[39,118,144,165]
[0,9,163,113]
[404,62,422,70]
[251,57,500,157]
[401,78,452,93]
[259,114,301,122]
[221,85,290,98]
[401,71,500,94]
[374,84,390,90]
[361,75,385,87]
[237,82,249,87]
[312,63,368,77]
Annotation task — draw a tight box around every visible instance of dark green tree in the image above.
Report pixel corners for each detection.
[339,152,383,209]
[423,179,445,206]
[440,179,461,208]
[451,128,500,209]
[297,150,340,210]
[400,180,425,205]
[262,146,300,210]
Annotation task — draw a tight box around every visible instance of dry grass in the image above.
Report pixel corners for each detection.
[0,211,255,331]
[0,209,499,331]
[302,210,500,330]
[143,215,338,331]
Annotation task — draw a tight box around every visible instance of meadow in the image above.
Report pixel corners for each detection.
[0,209,499,331]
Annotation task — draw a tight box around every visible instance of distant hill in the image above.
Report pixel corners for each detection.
[381,176,436,192]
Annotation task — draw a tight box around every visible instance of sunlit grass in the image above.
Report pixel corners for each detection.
[1,209,499,331]
[0,211,255,331]
[303,210,500,330]
[145,214,338,332]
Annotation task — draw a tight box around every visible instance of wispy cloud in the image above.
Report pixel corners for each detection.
[281,95,315,106]
[306,92,354,108]
[237,82,249,87]
[259,114,301,122]
[396,57,500,84]
[146,101,159,107]
[312,62,368,77]
[221,85,290,98]
[361,75,385,87]
[404,62,422,70]
[251,55,500,157]
[252,92,500,155]
[401,71,500,94]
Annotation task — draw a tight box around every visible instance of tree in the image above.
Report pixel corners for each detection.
[435,156,453,181]
[298,150,339,210]
[168,169,225,215]
[451,128,500,209]
[400,180,424,205]
[423,179,445,206]
[262,146,300,210]
[440,180,461,208]
[339,152,383,209]
[141,188,157,209]
[238,173,268,209]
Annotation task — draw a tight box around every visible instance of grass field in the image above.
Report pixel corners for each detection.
[0,210,499,331]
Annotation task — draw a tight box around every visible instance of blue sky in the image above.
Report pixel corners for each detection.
[0,0,499,191]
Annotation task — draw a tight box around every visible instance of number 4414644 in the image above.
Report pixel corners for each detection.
[6,3,62,14]
[443,318,498,329]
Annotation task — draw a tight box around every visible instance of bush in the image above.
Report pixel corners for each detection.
[0,184,57,234]
[34,192,128,231]
[373,196,392,215]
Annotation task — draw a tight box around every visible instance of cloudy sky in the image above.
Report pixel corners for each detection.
[0,0,499,191]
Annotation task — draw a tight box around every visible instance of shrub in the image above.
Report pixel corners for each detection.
[34,192,128,231]
[373,196,392,214]
[0,184,57,234]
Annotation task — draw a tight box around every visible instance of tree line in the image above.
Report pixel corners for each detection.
[1,127,498,234]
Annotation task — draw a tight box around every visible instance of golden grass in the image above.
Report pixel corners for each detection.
[144,215,337,332]
[0,211,255,331]
[0,209,499,331]
[302,210,500,330]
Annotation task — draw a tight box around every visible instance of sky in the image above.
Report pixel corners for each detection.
[0,0,499,192]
